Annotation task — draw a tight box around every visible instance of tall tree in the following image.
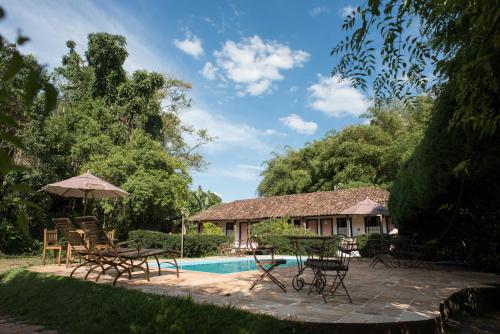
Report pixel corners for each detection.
[331,0,500,270]
[258,98,431,196]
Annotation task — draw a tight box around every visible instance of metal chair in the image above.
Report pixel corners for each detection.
[305,236,355,303]
[248,236,287,292]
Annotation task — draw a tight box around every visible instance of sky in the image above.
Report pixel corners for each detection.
[1,0,369,202]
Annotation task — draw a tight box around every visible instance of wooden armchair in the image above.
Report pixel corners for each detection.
[43,228,63,265]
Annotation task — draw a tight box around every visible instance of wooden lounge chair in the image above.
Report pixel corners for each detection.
[74,216,180,285]
[52,218,79,267]
[248,236,287,292]
[305,237,355,303]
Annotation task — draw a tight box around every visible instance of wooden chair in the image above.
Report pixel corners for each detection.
[43,229,62,265]
[248,236,287,292]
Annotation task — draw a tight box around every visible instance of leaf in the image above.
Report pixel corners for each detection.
[16,211,30,237]
[2,51,22,81]
[0,114,19,128]
[0,132,26,150]
[43,82,57,113]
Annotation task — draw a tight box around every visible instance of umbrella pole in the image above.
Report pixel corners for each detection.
[83,192,88,216]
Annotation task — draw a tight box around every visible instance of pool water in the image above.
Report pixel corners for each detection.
[160,257,298,274]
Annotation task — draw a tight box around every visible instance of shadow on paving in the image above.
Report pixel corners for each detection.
[445,310,500,334]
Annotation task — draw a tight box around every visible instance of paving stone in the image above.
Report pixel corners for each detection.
[30,258,500,326]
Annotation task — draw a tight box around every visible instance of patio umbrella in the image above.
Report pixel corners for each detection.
[340,198,389,216]
[42,171,129,215]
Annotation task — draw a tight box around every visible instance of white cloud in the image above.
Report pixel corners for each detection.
[280,114,317,135]
[174,32,204,58]
[201,62,217,80]
[309,7,329,17]
[180,106,270,153]
[308,75,369,118]
[264,129,276,135]
[238,164,264,171]
[342,5,355,17]
[212,35,310,96]
[289,85,298,93]
[213,165,262,181]
[1,0,176,73]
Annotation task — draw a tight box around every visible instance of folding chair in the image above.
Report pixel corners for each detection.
[248,236,287,292]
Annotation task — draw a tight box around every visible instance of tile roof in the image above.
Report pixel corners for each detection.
[189,186,389,221]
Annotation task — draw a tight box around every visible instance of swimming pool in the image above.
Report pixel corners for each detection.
[160,257,298,274]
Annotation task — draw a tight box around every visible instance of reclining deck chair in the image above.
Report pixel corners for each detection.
[248,236,287,292]
[75,216,179,285]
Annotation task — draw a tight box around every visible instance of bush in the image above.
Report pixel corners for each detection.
[202,222,224,236]
[128,230,231,257]
[249,217,310,243]
[0,222,34,255]
[355,233,383,257]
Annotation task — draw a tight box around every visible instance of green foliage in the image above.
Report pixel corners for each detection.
[0,6,57,242]
[0,221,32,254]
[201,222,224,236]
[188,186,221,216]
[331,0,499,135]
[0,26,214,245]
[128,230,231,257]
[249,217,310,241]
[332,1,500,272]
[258,98,432,196]
[0,269,331,334]
[389,88,500,271]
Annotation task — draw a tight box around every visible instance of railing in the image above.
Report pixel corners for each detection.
[337,227,349,236]
[366,226,381,234]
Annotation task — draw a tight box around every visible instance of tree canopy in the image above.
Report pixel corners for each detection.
[0,29,213,242]
[258,97,432,196]
[332,0,500,271]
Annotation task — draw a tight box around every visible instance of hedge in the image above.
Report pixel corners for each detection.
[128,230,231,257]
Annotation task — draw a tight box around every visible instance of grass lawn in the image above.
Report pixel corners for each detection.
[0,269,334,334]
[0,254,45,273]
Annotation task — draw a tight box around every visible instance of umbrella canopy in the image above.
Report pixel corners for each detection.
[42,171,129,199]
[340,198,389,216]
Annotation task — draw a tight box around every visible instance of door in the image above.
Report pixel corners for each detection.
[321,219,333,235]
[239,222,249,246]
[306,219,318,235]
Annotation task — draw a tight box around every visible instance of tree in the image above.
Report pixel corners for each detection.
[188,186,221,215]
[258,98,431,196]
[2,32,212,242]
[332,0,500,271]
[0,5,57,251]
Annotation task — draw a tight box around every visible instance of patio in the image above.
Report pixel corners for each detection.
[31,258,500,328]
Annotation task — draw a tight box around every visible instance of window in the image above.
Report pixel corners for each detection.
[226,222,235,237]
[336,218,348,236]
[293,219,301,227]
[364,216,381,234]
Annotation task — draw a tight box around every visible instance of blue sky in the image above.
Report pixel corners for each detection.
[2,0,370,202]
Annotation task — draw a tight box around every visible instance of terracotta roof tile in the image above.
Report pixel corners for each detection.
[189,186,389,221]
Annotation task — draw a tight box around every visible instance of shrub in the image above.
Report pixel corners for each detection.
[249,217,310,243]
[0,222,34,255]
[355,233,383,257]
[128,230,231,257]
[202,222,224,236]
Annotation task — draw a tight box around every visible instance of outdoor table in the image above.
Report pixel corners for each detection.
[286,235,336,291]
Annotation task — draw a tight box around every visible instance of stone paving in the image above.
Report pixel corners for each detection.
[31,258,500,324]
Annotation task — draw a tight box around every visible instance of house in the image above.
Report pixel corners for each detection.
[188,186,393,245]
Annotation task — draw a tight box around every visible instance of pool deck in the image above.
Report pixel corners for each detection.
[31,257,500,327]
